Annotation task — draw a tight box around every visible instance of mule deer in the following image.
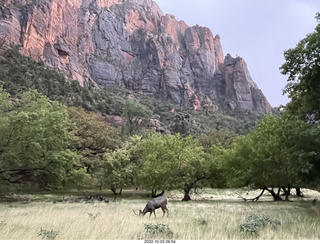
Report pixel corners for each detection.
[135,196,169,218]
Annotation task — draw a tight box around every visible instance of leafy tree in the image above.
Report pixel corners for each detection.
[175,136,220,201]
[68,168,92,191]
[137,133,220,200]
[67,106,121,185]
[102,136,141,194]
[280,13,320,122]
[170,115,189,136]
[0,84,12,111]
[0,89,88,190]
[222,114,318,201]
[0,85,12,160]
[220,136,252,189]
[279,12,320,191]
[198,129,238,152]
[136,134,181,196]
[122,99,152,137]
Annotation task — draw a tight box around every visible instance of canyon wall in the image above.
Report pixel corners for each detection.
[0,0,272,113]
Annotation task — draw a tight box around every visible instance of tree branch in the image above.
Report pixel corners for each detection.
[236,188,266,202]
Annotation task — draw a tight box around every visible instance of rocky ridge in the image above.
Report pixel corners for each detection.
[0,0,272,113]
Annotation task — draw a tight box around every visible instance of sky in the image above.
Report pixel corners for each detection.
[154,0,319,107]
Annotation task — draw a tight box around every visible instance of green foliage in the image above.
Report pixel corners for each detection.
[0,45,283,195]
[135,90,262,137]
[137,133,181,192]
[102,136,141,192]
[198,129,238,152]
[38,228,59,240]
[280,13,320,121]
[221,114,320,197]
[69,168,92,190]
[219,136,252,188]
[0,89,82,190]
[121,99,152,137]
[0,85,12,112]
[0,47,126,116]
[0,45,263,139]
[239,214,281,236]
[278,13,320,190]
[136,133,222,199]
[68,106,121,179]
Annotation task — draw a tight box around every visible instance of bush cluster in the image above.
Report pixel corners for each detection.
[142,223,174,239]
[37,227,59,240]
[239,214,281,235]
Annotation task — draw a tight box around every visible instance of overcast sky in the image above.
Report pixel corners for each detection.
[154,0,319,107]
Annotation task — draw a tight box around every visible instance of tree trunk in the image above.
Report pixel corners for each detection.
[110,187,122,195]
[182,186,192,201]
[283,187,291,201]
[296,187,304,197]
[266,188,283,201]
[253,188,266,201]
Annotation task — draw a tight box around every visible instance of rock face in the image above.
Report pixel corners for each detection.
[0,0,272,113]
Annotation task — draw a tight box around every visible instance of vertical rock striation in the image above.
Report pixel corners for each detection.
[0,0,272,113]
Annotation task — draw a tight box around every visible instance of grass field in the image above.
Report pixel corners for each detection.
[0,188,320,240]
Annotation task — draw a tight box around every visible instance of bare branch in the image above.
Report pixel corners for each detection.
[236,188,266,202]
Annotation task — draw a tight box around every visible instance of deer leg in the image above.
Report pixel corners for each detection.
[161,207,166,218]
[165,207,169,217]
[153,210,157,218]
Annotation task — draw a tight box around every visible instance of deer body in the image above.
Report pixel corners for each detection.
[139,196,169,218]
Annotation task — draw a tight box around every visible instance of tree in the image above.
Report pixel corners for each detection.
[0,84,12,111]
[0,85,12,161]
[0,89,88,190]
[102,136,141,194]
[137,134,181,197]
[279,13,320,191]
[198,129,238,152]
[222,114,317,201]
[280,13,320,122]
[175,136,219,201]
[67,106,121,187]
[137,133,220,200]
[122,99,152,137]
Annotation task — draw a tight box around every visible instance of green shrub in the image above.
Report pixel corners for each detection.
[37,227,59,240]
[142,223,174,239]
[239,214,281,235]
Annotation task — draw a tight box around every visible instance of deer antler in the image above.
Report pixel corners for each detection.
[132,209,139,216]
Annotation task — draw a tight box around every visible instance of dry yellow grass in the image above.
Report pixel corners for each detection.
[0,190,320,240]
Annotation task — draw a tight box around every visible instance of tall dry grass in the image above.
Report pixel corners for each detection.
[0,197,319,240]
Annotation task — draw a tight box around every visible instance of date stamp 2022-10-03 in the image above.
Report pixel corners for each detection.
[144,240,176,244]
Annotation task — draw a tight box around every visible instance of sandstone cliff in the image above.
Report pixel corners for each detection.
[0,0,272,113]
